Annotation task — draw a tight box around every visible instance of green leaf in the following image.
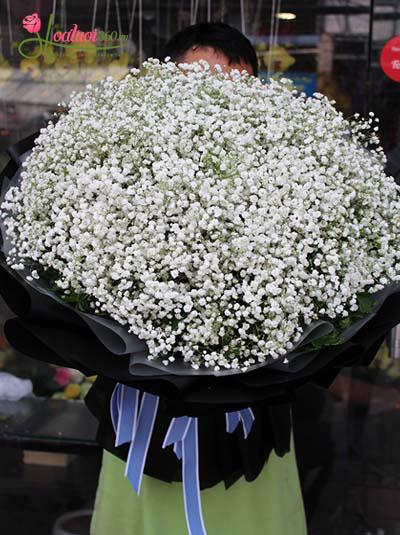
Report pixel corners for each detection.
[310,330,342,349]
[357,292,375,314]
[338,317,352,329]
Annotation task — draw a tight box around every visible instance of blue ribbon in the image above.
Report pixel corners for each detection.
[110,384,255,535]
[110,384,159,494]
[110,383,139,446]
[225,407,255,438]
[163,416,206,535]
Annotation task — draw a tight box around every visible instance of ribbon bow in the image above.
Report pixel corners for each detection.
[110,384,255,535]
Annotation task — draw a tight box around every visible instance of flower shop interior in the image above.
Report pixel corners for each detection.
[0,1,400,534]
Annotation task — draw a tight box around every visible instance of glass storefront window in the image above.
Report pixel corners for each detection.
[0,2,400,534]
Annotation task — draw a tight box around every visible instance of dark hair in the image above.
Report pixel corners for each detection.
[165,22,258,76]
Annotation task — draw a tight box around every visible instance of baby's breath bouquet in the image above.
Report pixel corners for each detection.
[1,58,400,378]
[2,60,400,535]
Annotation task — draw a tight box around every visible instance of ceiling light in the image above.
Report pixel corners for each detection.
[276,12,296,20]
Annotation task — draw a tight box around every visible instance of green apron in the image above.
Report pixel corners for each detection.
[90,435,307,535]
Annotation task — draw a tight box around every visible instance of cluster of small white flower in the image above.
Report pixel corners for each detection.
[2,59,400,370]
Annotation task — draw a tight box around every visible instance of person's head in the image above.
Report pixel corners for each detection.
[165,22,258,76]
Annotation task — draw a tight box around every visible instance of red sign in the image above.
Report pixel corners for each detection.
[380,36,400,82]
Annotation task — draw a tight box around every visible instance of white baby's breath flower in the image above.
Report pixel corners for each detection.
[2,58,400,371]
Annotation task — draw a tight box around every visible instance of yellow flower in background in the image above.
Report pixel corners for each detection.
[65,41,97,65]
[43,48,57,66]
[65,383,81,399]
[255,42,267,52]
[65,48,79,65]
[116,51,130,66]
[31,45,57,65]
[262,45,295,72]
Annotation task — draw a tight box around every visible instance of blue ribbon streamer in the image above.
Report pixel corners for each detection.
[163,416,207,535]
[225,407,255,439]
[111,383,139,446]
[110,384,159,494]
[110,384,256,535]
[125,392,159,493]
